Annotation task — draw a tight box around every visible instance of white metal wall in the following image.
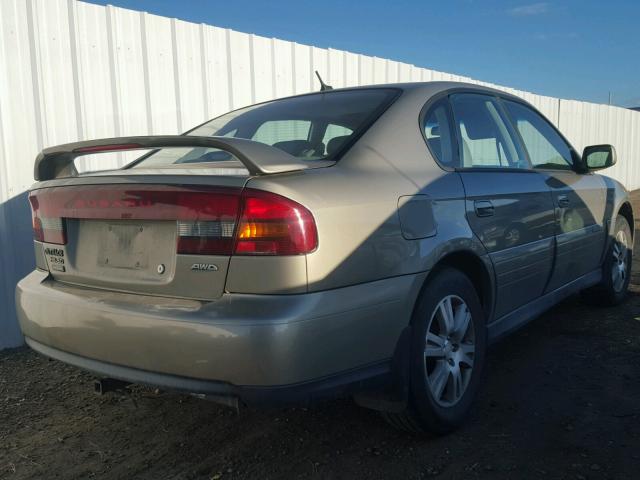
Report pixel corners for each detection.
[0,0,639,348]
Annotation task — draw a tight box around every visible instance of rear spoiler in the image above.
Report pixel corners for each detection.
[34,135,335,181]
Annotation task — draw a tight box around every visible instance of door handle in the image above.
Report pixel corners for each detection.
[558,195,570,208]
[474,200,494,217]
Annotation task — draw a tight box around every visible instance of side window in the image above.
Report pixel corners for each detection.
[422,99,456,167]
[252,120,317,157]
[450,94,528,169]
[252,120,311,145]
[502,100,573,170]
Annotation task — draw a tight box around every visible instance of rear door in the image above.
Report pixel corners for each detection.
[500,99,607,291]
[450,93,556,319]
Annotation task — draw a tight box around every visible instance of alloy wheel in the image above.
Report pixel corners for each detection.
[612,229,629,293]
[424,295,475,407]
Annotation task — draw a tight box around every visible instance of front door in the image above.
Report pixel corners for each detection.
[450,93,556,319]
[500,99,607,291]
[543,172,607,290]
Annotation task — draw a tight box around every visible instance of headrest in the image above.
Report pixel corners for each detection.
[456,99,497,140]
[427,137,442,158]
[326,135,351,156]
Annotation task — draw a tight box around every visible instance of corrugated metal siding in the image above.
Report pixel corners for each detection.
[1,0,639,348]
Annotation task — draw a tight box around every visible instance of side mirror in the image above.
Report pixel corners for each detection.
[582,144,617,171]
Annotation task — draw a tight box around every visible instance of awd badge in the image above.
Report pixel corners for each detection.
[190,263,218,272]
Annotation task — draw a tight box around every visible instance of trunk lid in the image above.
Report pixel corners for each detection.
[29,133,328,300]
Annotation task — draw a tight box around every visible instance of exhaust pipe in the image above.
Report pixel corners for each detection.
[94,378,131,395]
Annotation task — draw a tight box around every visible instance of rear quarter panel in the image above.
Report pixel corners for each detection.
[242,87,489,294]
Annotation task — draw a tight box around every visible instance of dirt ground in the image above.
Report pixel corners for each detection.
[2,200,640,480]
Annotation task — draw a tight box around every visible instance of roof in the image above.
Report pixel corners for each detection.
[313,81,524,103]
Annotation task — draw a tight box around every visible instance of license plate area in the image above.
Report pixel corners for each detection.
[63,219,178,284]
[98,223,149,270]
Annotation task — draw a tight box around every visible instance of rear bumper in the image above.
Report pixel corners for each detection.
[16,270,425,403]
[25,336,391,406]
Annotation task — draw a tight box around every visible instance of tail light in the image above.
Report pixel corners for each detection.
[28,185,317,256]
[29,194,66,244]
[235,190,317,255]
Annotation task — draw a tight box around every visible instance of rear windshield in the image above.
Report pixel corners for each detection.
[131,88,399,168]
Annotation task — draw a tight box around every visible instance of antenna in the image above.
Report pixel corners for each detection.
[315,71,333,91]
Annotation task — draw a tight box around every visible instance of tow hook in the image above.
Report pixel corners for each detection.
[94,378,131,395]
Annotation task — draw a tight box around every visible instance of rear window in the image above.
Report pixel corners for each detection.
[131,89,398,168]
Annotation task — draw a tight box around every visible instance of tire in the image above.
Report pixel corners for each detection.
[581,214,633,306]
[382,267,487,435]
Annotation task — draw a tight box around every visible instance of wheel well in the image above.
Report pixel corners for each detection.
[619,202,634,238]
[431,251,493,319]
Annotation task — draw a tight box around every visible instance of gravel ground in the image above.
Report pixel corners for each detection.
[2,199,640,479]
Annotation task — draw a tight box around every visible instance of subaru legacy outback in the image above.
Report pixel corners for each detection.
[17,82,633,433]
